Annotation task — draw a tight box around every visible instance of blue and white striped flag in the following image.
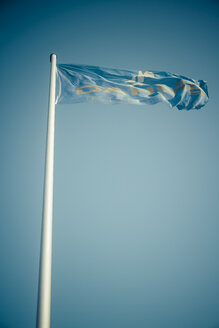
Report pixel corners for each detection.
[56,64,208,110]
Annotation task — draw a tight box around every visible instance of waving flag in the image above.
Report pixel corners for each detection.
[37,54,210,328]
[56,64,208,110]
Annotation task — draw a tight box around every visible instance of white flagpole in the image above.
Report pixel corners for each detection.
[36,53,57,328]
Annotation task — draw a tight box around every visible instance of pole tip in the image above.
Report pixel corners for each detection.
[50,53,57,62]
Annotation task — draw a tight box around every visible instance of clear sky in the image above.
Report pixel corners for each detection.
[0,0,219,327]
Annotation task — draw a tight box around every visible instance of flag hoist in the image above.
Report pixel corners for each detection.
[36,54,57,328]
[36,53,209,328]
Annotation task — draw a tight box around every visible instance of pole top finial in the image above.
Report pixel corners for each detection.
[50,53,57,62]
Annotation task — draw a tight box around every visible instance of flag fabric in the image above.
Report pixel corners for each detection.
[56,64,208,110]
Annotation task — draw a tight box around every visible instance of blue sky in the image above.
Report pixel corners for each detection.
[0,0,219,327]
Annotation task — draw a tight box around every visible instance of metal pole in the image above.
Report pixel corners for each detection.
[36,53,57,328]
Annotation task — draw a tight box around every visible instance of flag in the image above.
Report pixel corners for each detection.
[56,64,208,110]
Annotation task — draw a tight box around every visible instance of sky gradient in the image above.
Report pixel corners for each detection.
[0,0,219,327]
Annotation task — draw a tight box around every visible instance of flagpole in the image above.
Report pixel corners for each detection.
[36,53,57,328]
